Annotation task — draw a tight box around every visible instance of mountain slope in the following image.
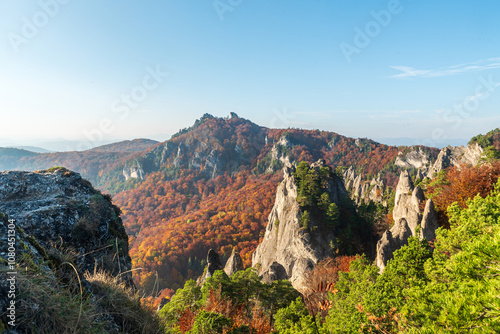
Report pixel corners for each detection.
[0,147,38,170]
[0,139,160,193]
[113,115,441,292]
[88,138,159,153]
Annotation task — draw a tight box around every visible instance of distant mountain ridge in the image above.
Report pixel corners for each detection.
[1,114,481,194]
[0,138,160,192]
[88,138,159,153]
[6,146,52,153]
[0,147,38,170]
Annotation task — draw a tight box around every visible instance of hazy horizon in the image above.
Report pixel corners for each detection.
[1,1,499,150]
[0,114,471,153]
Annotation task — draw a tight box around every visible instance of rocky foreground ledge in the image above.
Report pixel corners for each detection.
[0,167,162,333]
[0,167,132,280]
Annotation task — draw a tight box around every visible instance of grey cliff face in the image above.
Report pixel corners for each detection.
[252,160,348,292]
[376,170,439,272]
[266,135,293,173]
[394,147,432,170]
[123,164,145,181]
[393,171,424,236]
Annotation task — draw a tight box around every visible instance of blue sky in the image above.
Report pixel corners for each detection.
[1,0,499,150]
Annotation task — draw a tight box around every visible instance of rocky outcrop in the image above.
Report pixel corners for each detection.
[393,171,425,235]
[343,167,386,205]
[123,163,145,180]
[420,199,439,242]
[224,248,244,277]
[343,166,357,190]
[368,174,385,203]
[427,143,484,178]
[416,168,426,180]
[394,147,432,170]
[252,160,348,292]
[197,249,224,285]
[0,168,132,280]
[266,135,293,173]
[122,142,174,180]
[375,218,412,271]
[261,262,288,282]
[122,115,268,180]
[207,249,223,278]
[376,170,439,271]
[0,167,145,333]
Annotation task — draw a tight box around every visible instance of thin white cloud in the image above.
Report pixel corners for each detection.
[464,82,500,104]
[390,58,500,78]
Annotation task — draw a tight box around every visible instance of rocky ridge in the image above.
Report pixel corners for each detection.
[122,115,267,181]
[427,143,484,178]
[342,144,485,206]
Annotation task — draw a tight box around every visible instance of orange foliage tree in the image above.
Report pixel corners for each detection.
[427,161,500,226]
[303,255,359,317]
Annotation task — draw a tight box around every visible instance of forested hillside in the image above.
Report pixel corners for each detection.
[0,147,38,170]
[88,138,159,153]
[0,139,159,192]
[469,127,500,161]
[115,170,281,290]
[112,115,439,293]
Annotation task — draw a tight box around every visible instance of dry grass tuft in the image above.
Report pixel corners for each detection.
[84,269,165,334]
[3,266,104,334]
